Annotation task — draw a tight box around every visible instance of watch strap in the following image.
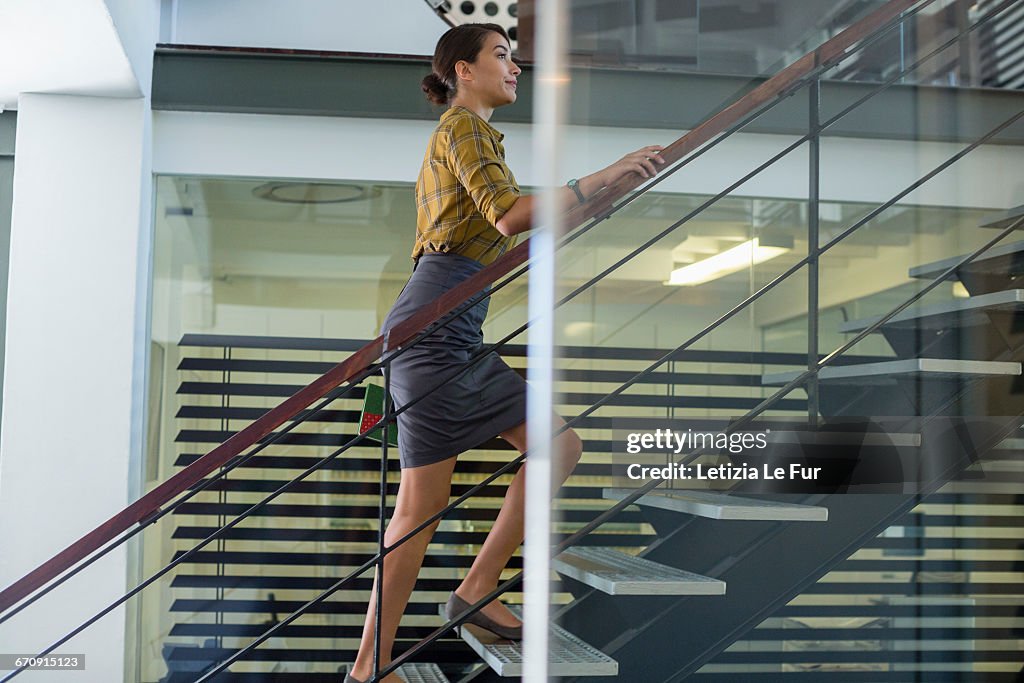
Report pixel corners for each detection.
[567,178,586,204]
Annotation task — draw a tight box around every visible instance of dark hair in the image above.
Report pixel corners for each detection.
[422,23,511,106]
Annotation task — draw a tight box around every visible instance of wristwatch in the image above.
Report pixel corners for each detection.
[567,178,586,204]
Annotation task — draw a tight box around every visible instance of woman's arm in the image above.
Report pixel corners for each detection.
[495,145,666,236]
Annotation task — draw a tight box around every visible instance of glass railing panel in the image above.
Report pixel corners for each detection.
[687,3,1024,676]
[548,1,1024,680]
[12,5,1021,683]
[521,0,894,78]
[519,0,1024,91]
[133,338,395,680]
[552,26,825,662]
[145,174,497,680]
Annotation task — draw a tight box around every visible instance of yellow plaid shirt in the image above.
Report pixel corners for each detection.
[412,106,520,266]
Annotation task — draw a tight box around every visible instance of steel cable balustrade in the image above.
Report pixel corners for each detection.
[3,0,1017,680]
[0,0,933,626]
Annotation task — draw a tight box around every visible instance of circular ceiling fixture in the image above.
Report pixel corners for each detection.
[252,182,381,204]
[424,0,520,45]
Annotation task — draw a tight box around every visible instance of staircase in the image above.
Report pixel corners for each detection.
[161,335,846,678]
[1,1,1023,682]
[547,212,1024,682]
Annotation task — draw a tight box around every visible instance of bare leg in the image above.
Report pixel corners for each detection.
[350,456,458,682]
[453,416,583,628]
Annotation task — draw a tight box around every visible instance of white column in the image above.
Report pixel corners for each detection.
[0,92,151,683]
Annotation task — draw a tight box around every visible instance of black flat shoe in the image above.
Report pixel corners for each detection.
[445,591,523,640]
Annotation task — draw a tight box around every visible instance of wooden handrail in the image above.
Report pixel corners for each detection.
[0,0,925,615]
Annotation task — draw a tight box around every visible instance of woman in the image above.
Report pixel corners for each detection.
[347,23,665,683]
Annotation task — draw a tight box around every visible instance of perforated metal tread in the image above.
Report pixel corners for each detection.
[761,358,1021,386]
[397,663,449,683]
[442,606,617,677]
[553,546,726,595]
[604,488,828,521]
[346,663,449,683]
[837,289,1024,333]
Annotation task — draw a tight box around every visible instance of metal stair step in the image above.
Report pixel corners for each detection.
[993,436,1024,451]
[442,606,617,677]
[761,358,1020,386]
[907,238,1024,281]
[979,204,1024,230]
[837,289,1024,333]
[603,488,828,521]
[389,663,449,683]
[553,546,726,595]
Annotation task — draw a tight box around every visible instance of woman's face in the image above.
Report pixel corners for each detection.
[460,32,521,108]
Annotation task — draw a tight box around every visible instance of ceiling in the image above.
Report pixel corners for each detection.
[0,0,142,112]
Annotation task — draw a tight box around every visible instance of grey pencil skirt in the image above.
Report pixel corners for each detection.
[380,252,528,468]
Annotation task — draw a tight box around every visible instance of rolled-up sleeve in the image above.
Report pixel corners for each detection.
[446,116,520,226]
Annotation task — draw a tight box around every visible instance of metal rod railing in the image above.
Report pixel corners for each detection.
[0,363,382,625]
[0,0,934,621]
[5,1,1021,680]
[373,365,393,680]
[807,76,822,422]
[199,3,1024,675]
[368,104,1024,680]
[387,205,1024,683]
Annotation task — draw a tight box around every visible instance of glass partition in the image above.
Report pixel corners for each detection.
[548,0,1024,680]
[139,176,538,680]
[516,0,1023,88]
[125,2,1024,679]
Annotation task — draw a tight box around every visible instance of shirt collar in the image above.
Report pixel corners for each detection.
[445,106,505,142]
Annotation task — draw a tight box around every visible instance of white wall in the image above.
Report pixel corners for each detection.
[0,0,141,111]
[0,92,150,682]
[153,110,1024,210]
[105,0,160,95]
[0,0,158,676]
[167,0,446,55]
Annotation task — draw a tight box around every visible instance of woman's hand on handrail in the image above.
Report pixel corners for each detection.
[495,145,666,236]
[596,145,667,186]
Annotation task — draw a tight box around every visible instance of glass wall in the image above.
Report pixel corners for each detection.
[137,151,1023,681]
[127,5,1024,681]
[547,0,1024,679]
[138,175,540,681]
[512,0,1024,88]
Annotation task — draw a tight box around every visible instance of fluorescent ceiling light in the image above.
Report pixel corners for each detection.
[666,238,789,286]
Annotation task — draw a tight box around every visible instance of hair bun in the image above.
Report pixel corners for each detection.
[421,73,451,106]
